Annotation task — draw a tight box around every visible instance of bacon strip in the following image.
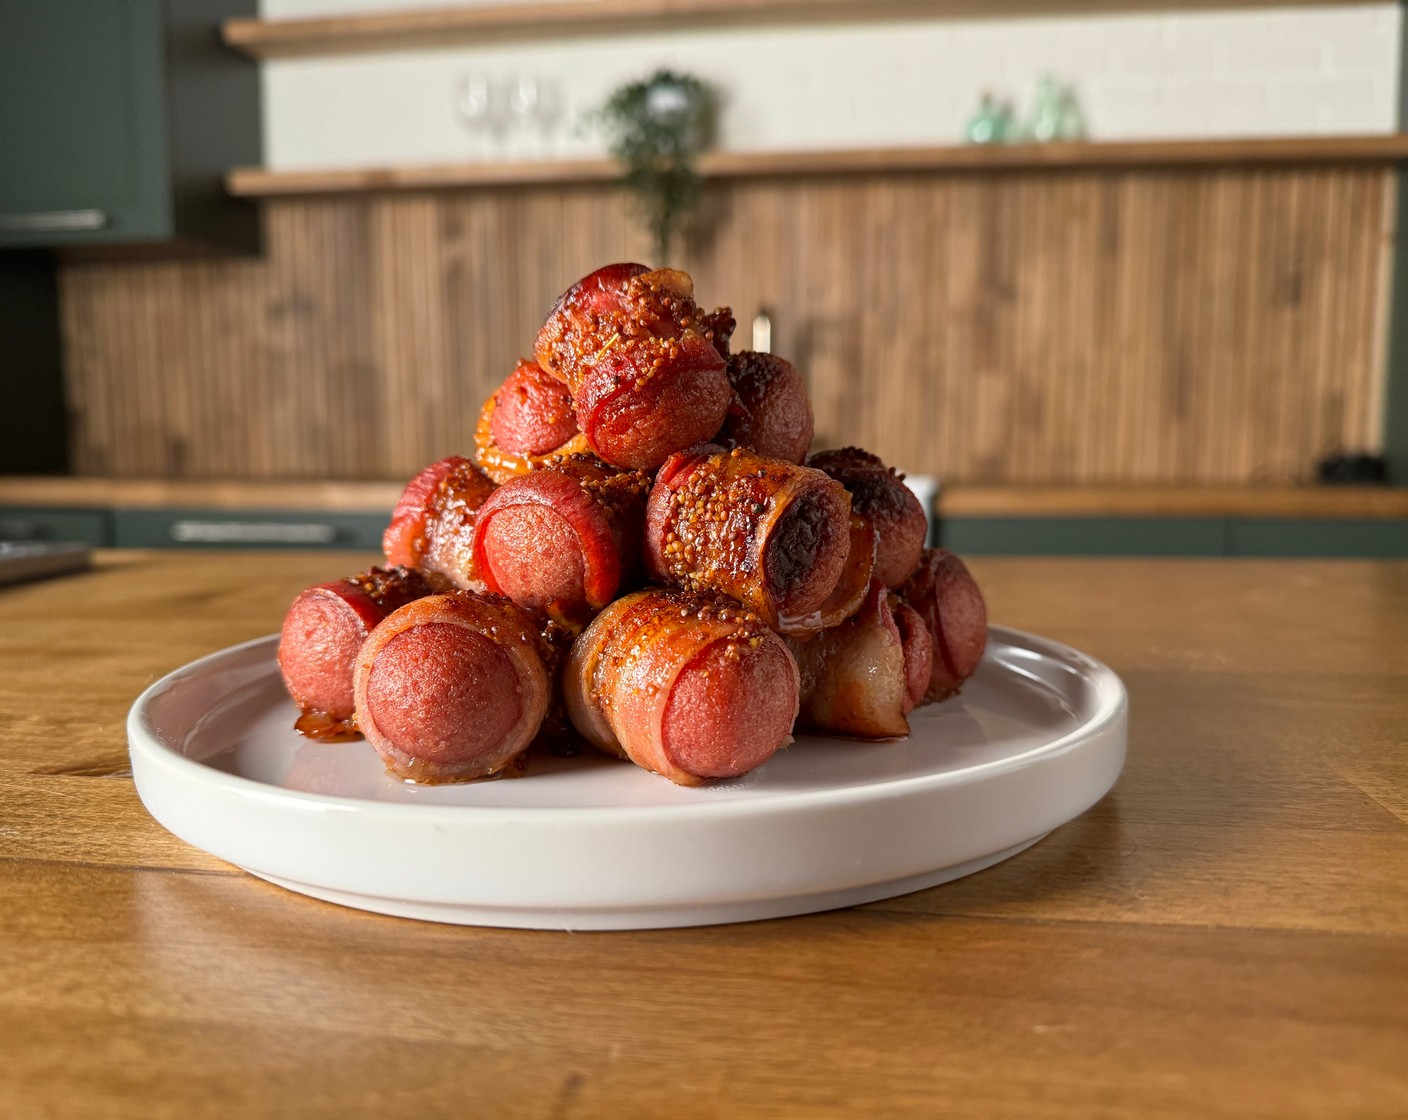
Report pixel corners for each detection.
[277,566,435,736]
[382,456,497,590]
[474,359,591,483]
[534,263,732,469]
[353,592,558,783]
[808,447,928,589]
[789,580,932,740]
[644,444,872,636]
[896,549,988,702]
[717,351,814,465]
[471,453,649,628]
[564,589,800,787]
[702,307,736,359]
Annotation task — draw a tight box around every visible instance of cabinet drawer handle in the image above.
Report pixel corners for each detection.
[169,521,340,545]
[0,209,108,232]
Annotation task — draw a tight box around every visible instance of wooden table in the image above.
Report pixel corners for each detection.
[3,551,1405,1118]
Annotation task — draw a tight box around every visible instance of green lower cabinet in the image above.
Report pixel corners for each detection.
[938,517,1228,556]
[113,509,390,550]
[0,507,112,546]
[1226,519,1408,558]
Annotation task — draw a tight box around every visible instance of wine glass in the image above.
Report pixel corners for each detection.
[507,76,538,155]
[455,74,512,151]
[533,78,563,145]
[455,75,493,145]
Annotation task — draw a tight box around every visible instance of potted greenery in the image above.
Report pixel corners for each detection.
[596,69,717,264]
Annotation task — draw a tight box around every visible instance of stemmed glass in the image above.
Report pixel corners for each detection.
[457,74,562,156]
[455,75,509,150]
[507,77,563,155]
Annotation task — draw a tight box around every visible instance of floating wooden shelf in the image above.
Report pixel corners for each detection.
[6,478,1407,520]
[223,0,1377,59]
[227,135,1408,198]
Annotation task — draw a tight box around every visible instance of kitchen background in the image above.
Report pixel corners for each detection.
[5,0,1408,555]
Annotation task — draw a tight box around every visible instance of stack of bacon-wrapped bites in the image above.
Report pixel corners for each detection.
[278,263,988,787]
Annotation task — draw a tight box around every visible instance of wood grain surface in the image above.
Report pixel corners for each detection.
[226,136,1408,197]
[7,476,1408,519]
[59,164,1393,486]
[2,551,1405,1118]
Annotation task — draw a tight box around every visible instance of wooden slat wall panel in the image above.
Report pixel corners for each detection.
[58,166,1392,483]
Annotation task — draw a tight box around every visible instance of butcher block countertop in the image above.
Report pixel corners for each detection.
[2,551,1406,1118]
[4,476,1408,518]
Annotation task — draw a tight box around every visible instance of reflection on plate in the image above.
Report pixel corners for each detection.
[128,626,1127,930]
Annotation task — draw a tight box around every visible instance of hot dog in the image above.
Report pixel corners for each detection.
[472,454,649,627]
[277,565,435,738]
[896,549,988,701]
[643,444,874,636]
[534,263,732,470]
[353,591,561,782]
[564,589,800,786]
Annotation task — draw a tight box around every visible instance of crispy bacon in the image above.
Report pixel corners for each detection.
[533,264,732,470]
[382,456,497,590]
[789,581,933,740]
[717,351,814,465]
[895,549,988,702]
[644,444,873,637]
[277,565,435,734]
[808,447,928,588]
[564,589,800,786]
[353,591,561,783]
[474,359,591,484]
[701,306,736,359]
[471,453,649,628]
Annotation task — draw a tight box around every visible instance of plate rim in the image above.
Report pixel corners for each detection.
[128,623,1128,825]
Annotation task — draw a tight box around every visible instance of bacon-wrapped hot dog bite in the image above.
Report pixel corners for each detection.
[644,444,874,636]
[564,589,800,786]
[807,447,928,589]
[354,592,558,782]
[474,359,590,483]
[278,566,435,739]
[789,581,932,740]
[382,456,497,589]
[702,306,736,359]
[896,549,988,702]
[471,453,649,626]
[534,263,732,470]
[717,351,814,465]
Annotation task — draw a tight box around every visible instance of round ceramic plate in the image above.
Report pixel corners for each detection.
[128,626,1126,930]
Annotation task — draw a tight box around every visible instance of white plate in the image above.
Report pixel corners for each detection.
[128,626,1126,930]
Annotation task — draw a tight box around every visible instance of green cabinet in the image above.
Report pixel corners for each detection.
[0,507,112,546]
[112,509,391,550]
[0,0,259,251]
[939,517,1228,557]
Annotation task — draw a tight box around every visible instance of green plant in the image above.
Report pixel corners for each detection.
[596,70,717,264]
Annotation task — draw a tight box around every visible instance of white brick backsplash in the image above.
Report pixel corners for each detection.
[1321,8,1403,74]
[1210,23,1328,76]
[1273,75,1387,132]
[1162,79,1276,136]
[1101,20,1216,77]
[260,4,1402,169]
